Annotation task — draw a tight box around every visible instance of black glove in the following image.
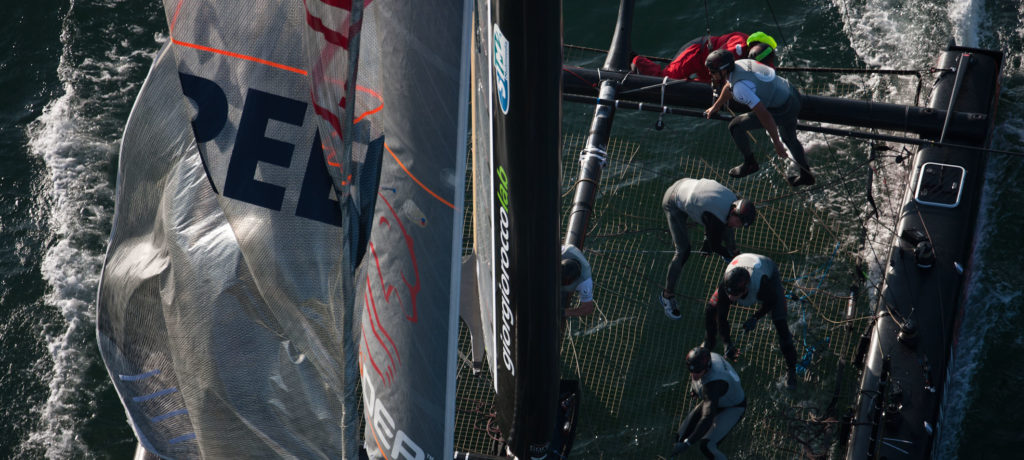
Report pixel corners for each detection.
[669,439,691,457]
[743,316,759,332]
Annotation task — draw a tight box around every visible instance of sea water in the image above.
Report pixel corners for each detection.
[0,0,1021,458]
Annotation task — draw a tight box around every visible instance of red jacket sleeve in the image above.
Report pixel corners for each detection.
[631,55,666,77]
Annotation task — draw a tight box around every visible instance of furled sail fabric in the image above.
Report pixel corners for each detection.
[354,1,471,459]
[96,1,470,458]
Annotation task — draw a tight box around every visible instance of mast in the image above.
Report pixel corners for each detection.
[473,0,563,457]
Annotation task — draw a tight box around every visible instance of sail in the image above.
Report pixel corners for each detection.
[355,0,471,458]
[96,1,470,458]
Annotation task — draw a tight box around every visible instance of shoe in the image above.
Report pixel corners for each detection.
[728,160,760,178]
[660,294,681,320]
[788,170,816,187]
[724,342,740,361]
[786,368,798,390]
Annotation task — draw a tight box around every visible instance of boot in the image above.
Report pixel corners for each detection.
[728,159,760,178]
[788,170,816,187]
[724,342,739,361]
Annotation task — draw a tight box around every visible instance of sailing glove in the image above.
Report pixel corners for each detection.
[742,316,759,332]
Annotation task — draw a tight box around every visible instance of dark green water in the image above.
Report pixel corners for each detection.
[0,0,1021,458]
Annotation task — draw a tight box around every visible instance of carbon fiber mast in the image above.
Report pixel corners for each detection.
[472,0,563,458]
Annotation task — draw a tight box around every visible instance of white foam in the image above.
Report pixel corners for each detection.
[18,7,150,457]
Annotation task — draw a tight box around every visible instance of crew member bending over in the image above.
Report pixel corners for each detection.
[707,253,799,389]
[659,178,755,320]
[703,50,815,187]
[562,244,596,317]
[670,346,746,459]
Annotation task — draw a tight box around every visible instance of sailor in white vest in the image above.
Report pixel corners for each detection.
[561,244,596,317]
[670,346,746,459]
[658,178,755,320]
[702,49,815,187]
[708,253,799,389]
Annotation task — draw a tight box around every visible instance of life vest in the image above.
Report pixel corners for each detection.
[669,178,736,224]
[724,253,777,306]
[690,353,745,408]
[728,59,791,108]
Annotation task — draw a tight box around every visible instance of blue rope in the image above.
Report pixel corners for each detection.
[787,242,840,375]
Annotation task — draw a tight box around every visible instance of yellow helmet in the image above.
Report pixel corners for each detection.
[747,31,778,50]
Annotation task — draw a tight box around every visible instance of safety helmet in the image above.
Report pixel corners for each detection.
[705,49,735,72]
[561,258,582,285]
[686,346,712,373]
[731,199,756,227]
[723,267,751,296]
[749,42,774,64]
[746,31,778,50]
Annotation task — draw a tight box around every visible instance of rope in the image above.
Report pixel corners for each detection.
[764,0,790,49]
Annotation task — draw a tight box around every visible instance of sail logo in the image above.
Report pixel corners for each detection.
[362,364,427,459]
[493,25,510,114]
[496,166,515,375]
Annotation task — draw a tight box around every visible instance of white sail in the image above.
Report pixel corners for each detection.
[97,1,470,458]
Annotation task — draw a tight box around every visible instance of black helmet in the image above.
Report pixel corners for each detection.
[731,199,756,227]
[705,49,735,72]
[723,267,751,296]
[686,346,712,373]
[561,258,581,285]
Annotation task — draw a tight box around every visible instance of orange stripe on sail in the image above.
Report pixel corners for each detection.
[384,142,455,209]
[170,38,308,75]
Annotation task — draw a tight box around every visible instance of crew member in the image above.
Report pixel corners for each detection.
[703,49,815,187]
[659,178,755,320]
[706,253,799,389]
[562,244,596,317]
[632,31,778,83]
[670,346,746,459]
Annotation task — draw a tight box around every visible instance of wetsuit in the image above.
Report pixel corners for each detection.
[706,253,798,374]
[632,32,749,82]
[677,353,746,459]
[662,179,738,295]
[726,59,812,181]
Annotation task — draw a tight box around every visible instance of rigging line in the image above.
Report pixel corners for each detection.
[702,0,712,49]
[763,0,789,49]
[814,124,895,289]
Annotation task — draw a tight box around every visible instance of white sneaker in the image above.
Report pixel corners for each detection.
[660,295,681,320]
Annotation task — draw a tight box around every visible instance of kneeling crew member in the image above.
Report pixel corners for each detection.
[670,346,746,459]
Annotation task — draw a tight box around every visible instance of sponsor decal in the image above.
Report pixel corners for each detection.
[496,165,515,375]
[362,364,426,460]
[493,25,510,114]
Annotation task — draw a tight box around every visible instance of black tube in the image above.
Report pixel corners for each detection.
[562,66,990,141]
[562,93,1024,159]
[563,0,634,250]
[939,53,971,143]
